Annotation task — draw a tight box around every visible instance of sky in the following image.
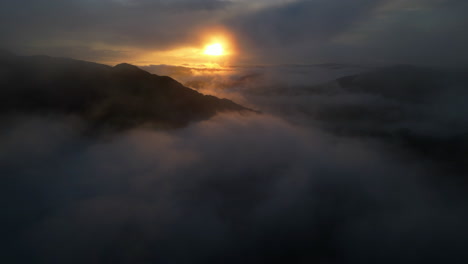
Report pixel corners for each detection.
[1,0,467,66]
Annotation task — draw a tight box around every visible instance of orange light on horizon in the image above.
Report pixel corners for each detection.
[131,29,237,67]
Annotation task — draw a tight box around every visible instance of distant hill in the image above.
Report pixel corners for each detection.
[301,65,468,124]
[334,65,468,102]
[0,52,252,130]
[304,65,468,172]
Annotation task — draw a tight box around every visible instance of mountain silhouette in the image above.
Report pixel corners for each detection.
[0,53,252,130]
[304,65,468,173]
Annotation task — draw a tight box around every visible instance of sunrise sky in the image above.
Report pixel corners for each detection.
[1,0,467,67]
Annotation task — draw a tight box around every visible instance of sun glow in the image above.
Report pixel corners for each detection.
[204,43,224,56]
[132,30,237,66]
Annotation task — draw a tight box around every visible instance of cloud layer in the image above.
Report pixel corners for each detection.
[229,0,468,66]
[1,112,468,263]
[1,0,468,66]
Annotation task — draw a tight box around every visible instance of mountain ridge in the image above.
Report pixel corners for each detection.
[0,53,253,130]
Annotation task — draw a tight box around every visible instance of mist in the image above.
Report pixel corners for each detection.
[2,107,468,263]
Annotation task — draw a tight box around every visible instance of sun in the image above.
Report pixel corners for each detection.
[204,43,224,56]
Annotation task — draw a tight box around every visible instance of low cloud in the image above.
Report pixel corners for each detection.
[1,112,467,263]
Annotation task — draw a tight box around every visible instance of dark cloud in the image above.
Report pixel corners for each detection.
[0,0,231,60]
[228,0,468,66]
[2,113,468,264]
[2,0,468,66]
[228,0,382,61]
